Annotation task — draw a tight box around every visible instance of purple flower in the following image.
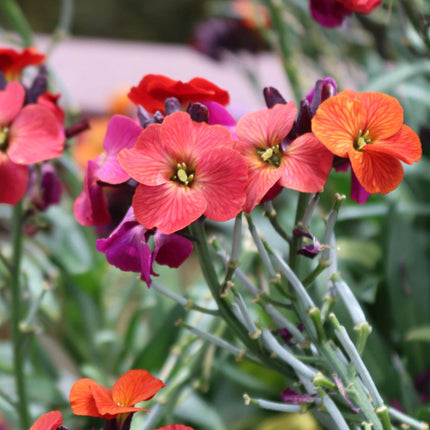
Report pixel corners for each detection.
[281,387,316,404]
[96,207,193,287]
[309,0,352,28]
[293,227,325,259]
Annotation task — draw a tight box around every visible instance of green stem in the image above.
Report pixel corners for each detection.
[399,0,430,52]
[0,0,33,46]
[10,202,30,429]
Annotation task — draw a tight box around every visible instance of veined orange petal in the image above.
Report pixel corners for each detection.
[69,378,115,419]
[312,94,367,157]
[349,149,403,194]
[279,133,333,192]
[112,369,166,407]
[30,411,63,430]
[356,91,404,140]
[365,124,422,165]
[236,102,297,148]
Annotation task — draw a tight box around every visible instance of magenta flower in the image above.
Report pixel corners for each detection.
[96,207,193,286]
[119,111,248,234]
[310,0,352,28]
[0,82,64,205]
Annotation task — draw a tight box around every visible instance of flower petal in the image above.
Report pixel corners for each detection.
[236,102,297,148]
[153,231,193,268]
[312,94,367,157]
[112,369,166,407]
[133,182,207,234]
[0,153,28,205]
[30,411,63,430]
[364,124,422,164]
[194,147,247,220]
[119,123,173,185]
[350,169,370,204]
[69,378,115,419]
[310,0,351,28]
[155,426,195,430]
[8,104,63,164]
[349,149,404,194]
[279,133,333,192]
[97,115,142,184]
[0,81,25,126]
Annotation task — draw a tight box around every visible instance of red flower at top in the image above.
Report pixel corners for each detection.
[0,47,45,80]
[0,82,64,205]
[30,411,63,430]
[119,111,248,234]
[128,74,230,113]
[312,90,422,195]
[69,369,165,419]
[337,0,382,14]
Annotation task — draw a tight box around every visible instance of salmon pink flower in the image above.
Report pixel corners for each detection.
[70,369,165,423]
[338,0,382,14]
[119,111,247,234]
[0,81,64,205]
[0,47,45,80]
[235,102,333,212]
[30,411,65,430]
[128,74,230,114]
[312,90,422,195]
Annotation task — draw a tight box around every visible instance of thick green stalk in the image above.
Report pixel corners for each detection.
[0,0,33,46]
[10,202,30,429]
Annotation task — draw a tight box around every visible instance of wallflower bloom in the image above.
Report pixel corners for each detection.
[128,75,230,114]
[312,90,422,195]
[338,0,382,13]
[30,411,64,430]
[0,82,63,204]
[235,102,333,212]
[70,369,165,421]
[119,111,247,234]
[96,207,193,287]
[309,0,351,28]
[0,47,45,80]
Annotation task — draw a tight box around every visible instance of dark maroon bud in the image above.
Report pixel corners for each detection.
[65,119,90,139]
[153,110,165,123]
[263,87,287,108]
[26,65,48,104]
[137,105,155,128]
[165,97,181,115]
[188,102,209,123]
[0,71,6,90]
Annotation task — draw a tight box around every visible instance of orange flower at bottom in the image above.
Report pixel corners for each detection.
[312,90,422,195]
[69,369,165,420]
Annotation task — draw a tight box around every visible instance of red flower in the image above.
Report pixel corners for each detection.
[337,0,382,14]
[128,74,230,114]
[312,90,422,194]
[235,102,333,212]
[30,411,63,430]
[70,369,165,420]
[0,47,45,80]
[0,82,64,204]
[119,111,248,234]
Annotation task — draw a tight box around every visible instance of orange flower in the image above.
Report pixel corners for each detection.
[312,90,422,195]
[70,369,165,422]
[0,47,45,80]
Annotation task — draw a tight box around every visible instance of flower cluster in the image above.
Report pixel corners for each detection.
[74,73,421,285]
[0,47,66,205]
[30,370,194,430]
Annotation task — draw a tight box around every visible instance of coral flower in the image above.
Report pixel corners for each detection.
[337,0,382,14]
[235,102,333,212]
[312,90,422,195]
[0,82,63,205]
[128,75,230,114]
[30,411,64,430]
[0,47,45,80]
[119,111,248,234]
[70,369,165,420]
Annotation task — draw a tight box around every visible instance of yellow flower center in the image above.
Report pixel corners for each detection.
[258,145,282,167]
[354,129,372,151]
[0,126,9,151]
[172,162,195,186]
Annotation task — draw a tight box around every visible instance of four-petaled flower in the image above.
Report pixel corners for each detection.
[128,74,230,114]
[69,369,165,421]
[312,90,422,195]
[235,102,333,212]
[119,111,248,234]
[0,82,64,205]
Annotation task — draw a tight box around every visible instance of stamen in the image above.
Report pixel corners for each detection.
[172,162,195,186]
[261,148,273,161]
[354,130,372,151]
[258,145,281,167]
[0,127,9,150]
[177,168,188,183]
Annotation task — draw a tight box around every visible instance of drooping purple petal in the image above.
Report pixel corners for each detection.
[310,0,352,28]
[306,77,338,115]
[153,230,193,268]
[350,169,371,204]
[203,101,237,137]
[333,374,360,413]
[293,226,313,240]
[281,387,316,404]
[97,115,142,184]
[40,163,62,209]
[96,207,154,286]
